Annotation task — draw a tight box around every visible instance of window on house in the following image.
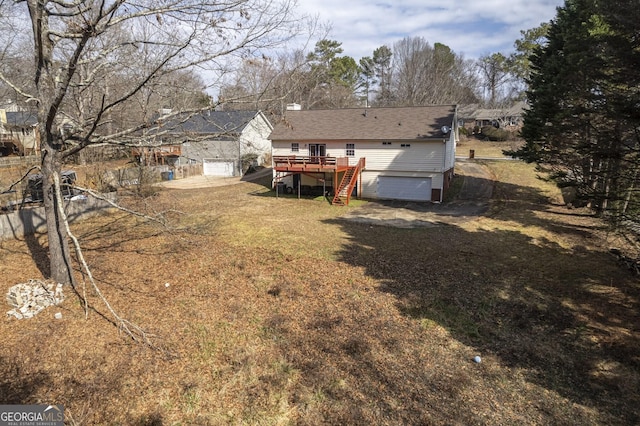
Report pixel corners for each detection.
[382,141,392,145]
[401,144,411,148]
[346,143,355,156]
[291,143,299,152]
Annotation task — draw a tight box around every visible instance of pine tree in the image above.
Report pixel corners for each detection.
[515,0,640,224]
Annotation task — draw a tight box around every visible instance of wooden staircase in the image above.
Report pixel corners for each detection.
[332,158,365,206]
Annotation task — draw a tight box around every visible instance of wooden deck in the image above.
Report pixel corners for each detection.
[273,156,351,172]
[273,156,366,206]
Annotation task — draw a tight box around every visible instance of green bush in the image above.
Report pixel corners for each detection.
[478,125,511,141]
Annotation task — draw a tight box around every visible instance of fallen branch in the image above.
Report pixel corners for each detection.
[73,185,175,226]
[54,173,154,345]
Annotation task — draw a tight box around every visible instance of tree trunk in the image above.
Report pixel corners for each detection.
[41,139,74,285]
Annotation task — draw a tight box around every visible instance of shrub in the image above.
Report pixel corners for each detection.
[478,125,511,141]
[241,153,259,174]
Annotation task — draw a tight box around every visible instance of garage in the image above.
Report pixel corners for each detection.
[377,176,432,201]
[203,159,234,176]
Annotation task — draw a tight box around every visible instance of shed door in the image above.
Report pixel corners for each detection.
[203,159,234,176]
[377,176,432,201]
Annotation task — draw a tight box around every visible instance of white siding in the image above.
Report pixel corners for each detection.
[239,113,273,166]
[444,121,457,171]
[272,140,446,172]
[272,139,450,201]
[357,141,445,172]
[203,159,234,176]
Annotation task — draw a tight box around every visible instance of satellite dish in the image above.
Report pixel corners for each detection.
[441,125,451,134]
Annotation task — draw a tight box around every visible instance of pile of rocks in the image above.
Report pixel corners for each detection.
[6,279,65,319]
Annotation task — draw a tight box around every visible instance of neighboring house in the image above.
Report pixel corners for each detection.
[147,109,273,176]
[0,108,39,156]
[458,101,527,133]
[269,104,458,205]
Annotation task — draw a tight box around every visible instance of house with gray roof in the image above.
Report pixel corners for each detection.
[269,104,458,204]
[150,109,273,176]
[458,101,527,131]
[0,109,39,156]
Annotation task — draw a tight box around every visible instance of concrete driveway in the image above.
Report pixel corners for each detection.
[341,160,494,228]
[155,167,272,189]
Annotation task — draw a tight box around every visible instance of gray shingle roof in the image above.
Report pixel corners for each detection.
[458,101,527,120]
[6,111,38,127]
[156,110,261,135]
[269,105,456,141]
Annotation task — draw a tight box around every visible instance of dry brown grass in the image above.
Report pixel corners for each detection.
[457,137,524,159]
[1,160,639,425]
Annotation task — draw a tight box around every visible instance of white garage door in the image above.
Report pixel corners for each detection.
[203,159,234,176]
[377,176,432,201]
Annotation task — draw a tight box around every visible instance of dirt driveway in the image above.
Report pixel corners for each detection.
[341,160,494,228]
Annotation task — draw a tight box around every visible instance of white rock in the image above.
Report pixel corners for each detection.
[5,280,65,320]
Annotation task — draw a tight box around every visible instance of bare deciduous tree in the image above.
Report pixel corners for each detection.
[391,36,479,107]
[0,0,304,289]
[477,52,515,107]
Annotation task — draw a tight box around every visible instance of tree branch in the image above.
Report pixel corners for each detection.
[53,172,154,344]
[1,166,40,194]
[73,184,175,226]
[0,69,37,103]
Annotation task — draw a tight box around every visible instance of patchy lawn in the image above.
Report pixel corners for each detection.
[0,160,639,425]
[456,138,524,158]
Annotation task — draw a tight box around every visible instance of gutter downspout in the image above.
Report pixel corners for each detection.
[441,134,447,203]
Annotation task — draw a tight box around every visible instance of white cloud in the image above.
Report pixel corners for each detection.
[296,0,563,59]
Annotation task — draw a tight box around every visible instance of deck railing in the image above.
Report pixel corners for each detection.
[273,155,338,167]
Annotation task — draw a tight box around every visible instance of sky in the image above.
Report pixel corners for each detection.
[294,0,565,61]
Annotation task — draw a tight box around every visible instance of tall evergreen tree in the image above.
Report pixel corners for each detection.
[305,39,359,108]
[515,0,640,224]
[372,45,393,106]
[357,56,376,107]
[511,23,551,89]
